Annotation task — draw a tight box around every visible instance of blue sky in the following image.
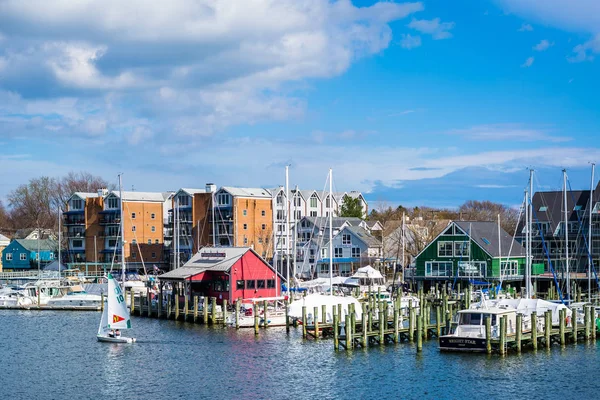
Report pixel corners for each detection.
[1,0,600,209]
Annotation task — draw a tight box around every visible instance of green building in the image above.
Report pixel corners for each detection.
[414,221,530,284]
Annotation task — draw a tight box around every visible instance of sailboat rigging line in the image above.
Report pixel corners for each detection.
[566,179,600,291]
[309,174,332,281]
[109,220,122,274]
[531,205,565,303]
[123,201,148,277]
[533,172,567,296]
[451,224,470,291]
[499,196,524,288]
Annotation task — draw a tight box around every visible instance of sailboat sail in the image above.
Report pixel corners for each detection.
[97,298,109,336]
[106,272,131,330]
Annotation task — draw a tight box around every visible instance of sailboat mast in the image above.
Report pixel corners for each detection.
[524,190,529,299]
[329,168,333,296]
[285,165,290,293]
[564,169,570,304]
[401,212,405,275]
[589,163,595,302]
[528,169,534,298]
[58,206,61,281]
[118,174,126,284]
[292,186,298,282]
[497,214,501,287]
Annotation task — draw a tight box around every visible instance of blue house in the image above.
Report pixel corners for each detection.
[2,239,57,270]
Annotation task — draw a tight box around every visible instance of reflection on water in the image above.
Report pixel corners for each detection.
[1,310,600,399]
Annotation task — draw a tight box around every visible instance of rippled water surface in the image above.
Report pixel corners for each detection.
[1,310,599,399]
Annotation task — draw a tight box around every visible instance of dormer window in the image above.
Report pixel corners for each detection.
[72,199,83,210]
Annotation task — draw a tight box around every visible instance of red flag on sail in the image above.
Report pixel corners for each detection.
[113,315,125,323]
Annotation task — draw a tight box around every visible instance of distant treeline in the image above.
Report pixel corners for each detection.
[0,172,114,235]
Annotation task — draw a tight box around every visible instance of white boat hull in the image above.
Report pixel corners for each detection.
[228,314,288,328]
[97,335,136,344]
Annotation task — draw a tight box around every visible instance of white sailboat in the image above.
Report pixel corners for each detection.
[97,273,136,343]
[97,174,136,344]
[287,168,362,324]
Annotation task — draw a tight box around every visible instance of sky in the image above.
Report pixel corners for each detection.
[1,0,600,209]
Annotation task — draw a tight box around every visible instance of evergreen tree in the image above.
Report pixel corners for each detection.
[339,195,364,218]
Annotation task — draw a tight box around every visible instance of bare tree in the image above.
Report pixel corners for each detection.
[0,200,14,235]
[8,176,55,229]
[458,200,518,235]
[52,171,114,209]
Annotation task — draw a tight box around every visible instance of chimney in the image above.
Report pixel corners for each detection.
[205,183,216,193]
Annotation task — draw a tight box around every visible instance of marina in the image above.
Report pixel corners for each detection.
[2,309,600,400]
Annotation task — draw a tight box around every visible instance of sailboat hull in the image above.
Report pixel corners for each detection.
[97,335,136,344]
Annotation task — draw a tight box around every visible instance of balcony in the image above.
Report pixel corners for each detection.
[66,231,85,238]
[99,217,121,225]
[64,218,85,226]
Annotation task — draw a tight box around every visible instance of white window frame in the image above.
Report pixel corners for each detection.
[458,261,486,277]
[310,196,317,208]
[342,234,351,245]
[151,226,156,232]
[454,241,470,257]
[425,261,452,277]
[437,241,453,257]
[334,247,343,258]
[6,253,12,261]
[20,253,27,261]
[351,247,361,258]
[151,213,155,219]
[107,197,119,209]
[500,260,519,277]
[131,212,136,219]
[243,209,247,216]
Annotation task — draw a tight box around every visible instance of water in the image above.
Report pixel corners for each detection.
[1,310,599,400]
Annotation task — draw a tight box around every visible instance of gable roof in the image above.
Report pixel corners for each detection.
[302,216,354,230]
[160,247,282,281]
[524,189,590,235]
[300,190,321,201]
[13,239,57,252]
[0,233,10,245]
[110,191,171,202]
[342,226,382,248]
[72,192,99,200]
[179,188,208,196]
[454,221,526,258]
[220,187,272,198]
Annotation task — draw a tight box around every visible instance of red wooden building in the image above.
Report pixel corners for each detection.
[159,247,283,304]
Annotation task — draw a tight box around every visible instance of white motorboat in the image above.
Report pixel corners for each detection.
[288,293,363,325]
[46,285,102,307]
[227,297,288,327]
[439,307,518,352]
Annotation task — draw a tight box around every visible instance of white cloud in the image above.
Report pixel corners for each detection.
[497,0,600,34]
[568,34,600,62]
[0,0,425,140]
[497,1,600,62]
[533,39,553,51]
[449,124,570,142]
[518,23,533,32]
[399,34,422,49]
[407,18,455,40]
[521,56,535,67]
